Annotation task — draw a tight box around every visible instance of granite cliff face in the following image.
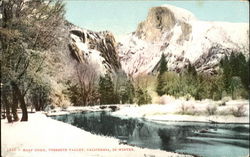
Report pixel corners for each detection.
[118,5,249,76]
[68,26,121,74]
[135,5,196,42]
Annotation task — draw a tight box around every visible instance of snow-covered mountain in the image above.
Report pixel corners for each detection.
[118,5,249,76]
[68,26,121,74]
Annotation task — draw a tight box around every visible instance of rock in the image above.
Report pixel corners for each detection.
[109,105,119,112]
[199,129,209,133]
[100,106,107,109]
[68,27,121,75]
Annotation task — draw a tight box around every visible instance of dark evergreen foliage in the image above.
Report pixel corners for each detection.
[119,79,135,104]
[63,81,82,106]
[159,54,168,75]
[155,52,248,100]
[98,74,119,104]
[135,88,152,105]
[220,52,249,99]
[187,63,197,77]
[156,54,168,96]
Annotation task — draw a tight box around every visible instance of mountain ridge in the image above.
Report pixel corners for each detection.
[118,5,249,76]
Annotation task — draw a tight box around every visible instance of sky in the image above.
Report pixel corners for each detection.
[64,0,249,39]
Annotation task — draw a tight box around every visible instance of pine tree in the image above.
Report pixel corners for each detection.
[230,76,243,99]
[159,54,168,75]
[64,81,81,106]
[128,80,135,103]
[120,79,135,104]
[156,75,166,96]
[156,54,168,96]
[237,54,249,90]
[98,74,118,104]
[220,52,249,99]
[220,55,232,91]
[187,63,197,77]
[113,71,135,104]
[135,88,152,105]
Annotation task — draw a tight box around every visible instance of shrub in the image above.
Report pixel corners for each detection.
[151,91,162,104]
[135,88,152,106]
[179,104,188,115]
[218,101,226,106]
[206,105,217,115]
[183,94,193,101]
[230,105,246,117]
[178,104,197,115]
[50,105,56,110]
[61,101,69,110]
[157,95,175,105]
[219,97,231,106]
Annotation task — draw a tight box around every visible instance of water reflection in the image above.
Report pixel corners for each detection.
[51,111,249,157]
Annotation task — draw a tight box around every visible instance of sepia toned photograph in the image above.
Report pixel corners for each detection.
[1,0,249,157]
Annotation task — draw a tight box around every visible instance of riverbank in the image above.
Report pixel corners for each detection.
[112,99,249,124]
[1,112,193,157]
[2,98,249,157]
[46,98,249,124]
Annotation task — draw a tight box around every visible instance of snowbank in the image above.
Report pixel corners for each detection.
[112,99,249,124]
[1,112,192,157]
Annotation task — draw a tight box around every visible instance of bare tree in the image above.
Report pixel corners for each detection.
[75,64,99,106]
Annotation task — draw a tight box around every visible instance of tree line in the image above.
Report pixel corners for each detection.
[156,53,249,100]
[64,67,151,106]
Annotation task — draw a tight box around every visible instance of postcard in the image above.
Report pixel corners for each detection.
[1,0,249,157]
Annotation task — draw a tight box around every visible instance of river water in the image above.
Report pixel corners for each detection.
[50,111,249,157]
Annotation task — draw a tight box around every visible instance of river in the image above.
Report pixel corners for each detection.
[50,111,249,157]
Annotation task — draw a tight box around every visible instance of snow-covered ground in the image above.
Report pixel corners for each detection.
[2,98,248,157]
[1,112,192,157]
[45,98,249,123]
[112,98,249,124]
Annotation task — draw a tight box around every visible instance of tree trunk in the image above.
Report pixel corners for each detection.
[12,90,19,121]
[11,82,28,121]
[2,92,12,123]
[231,87,235,100]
